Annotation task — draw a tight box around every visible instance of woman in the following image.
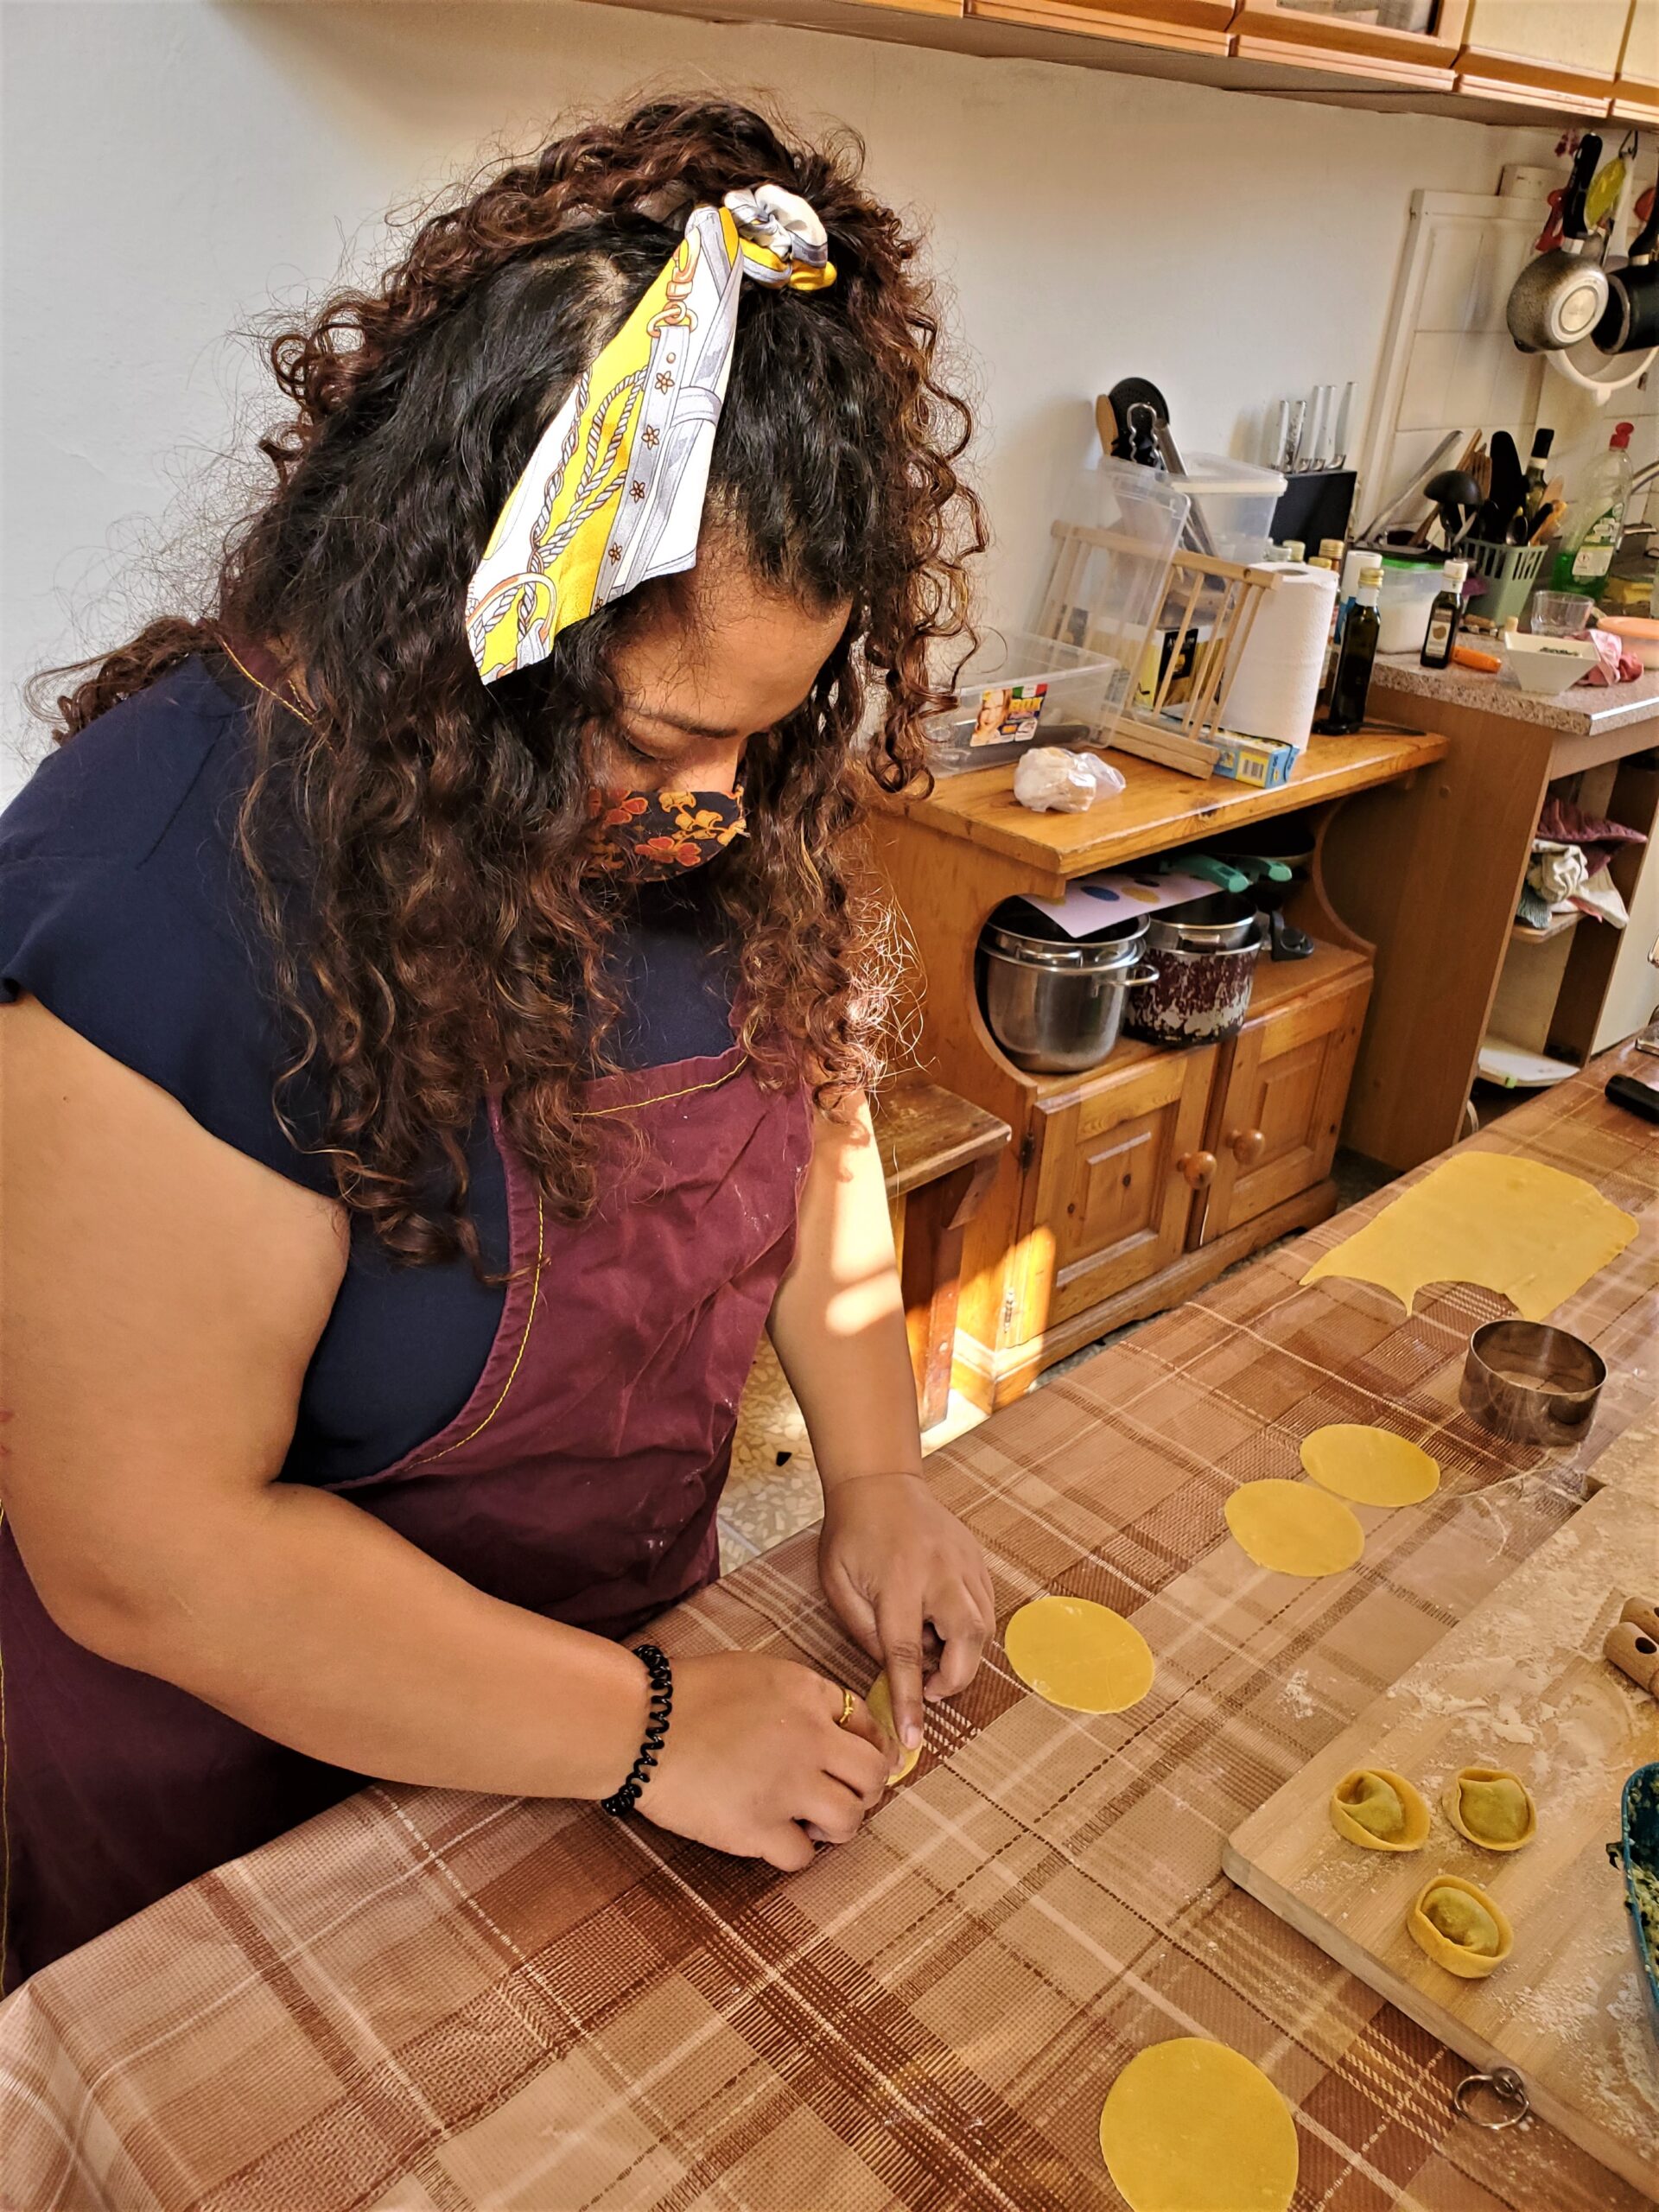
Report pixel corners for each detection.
[0,97,994,1988]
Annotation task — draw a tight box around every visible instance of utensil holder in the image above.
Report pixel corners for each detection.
[1465,538,1548,628]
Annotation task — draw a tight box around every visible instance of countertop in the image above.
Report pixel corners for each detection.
[885,721,1445,884]
[1372,652,1659,738]
[3,1049,1656,2212]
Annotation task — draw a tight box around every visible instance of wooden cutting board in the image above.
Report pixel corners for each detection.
[1224,1472,1659,2200]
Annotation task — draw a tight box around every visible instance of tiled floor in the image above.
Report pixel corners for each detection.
[719,1148,1396,1568]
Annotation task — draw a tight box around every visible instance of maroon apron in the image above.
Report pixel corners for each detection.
[1,1043,812,1988]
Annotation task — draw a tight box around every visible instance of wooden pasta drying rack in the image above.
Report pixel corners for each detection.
[1038,518,1287,778]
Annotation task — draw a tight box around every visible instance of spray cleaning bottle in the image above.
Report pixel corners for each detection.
[1548,423,1635,601]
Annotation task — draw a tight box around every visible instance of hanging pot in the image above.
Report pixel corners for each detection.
[1592,187,1659,356]
[1506,137,1611,354]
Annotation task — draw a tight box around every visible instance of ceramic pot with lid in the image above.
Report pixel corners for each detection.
[978,901,1158,1073]
[1126,893,1266,1046]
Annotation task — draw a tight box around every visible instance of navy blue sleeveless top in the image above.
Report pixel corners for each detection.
[0,654,737,1483]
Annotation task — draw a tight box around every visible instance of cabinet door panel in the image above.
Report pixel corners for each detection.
[1205,969,1371,1239]
[1023,1047,1215,1330]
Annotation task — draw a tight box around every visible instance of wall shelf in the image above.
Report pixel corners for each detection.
[587,0,1624,125]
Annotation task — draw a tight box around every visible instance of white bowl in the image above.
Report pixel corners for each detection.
[1503,634,1599,697]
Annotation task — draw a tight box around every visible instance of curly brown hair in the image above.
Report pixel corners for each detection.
[41,97,983,1263]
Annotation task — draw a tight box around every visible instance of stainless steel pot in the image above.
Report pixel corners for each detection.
[980,912,1157,1073]
[1145,890,1259,951]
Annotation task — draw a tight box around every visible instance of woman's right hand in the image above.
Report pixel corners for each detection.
[634,1652,893,1871]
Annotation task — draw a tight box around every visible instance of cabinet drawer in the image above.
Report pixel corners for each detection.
[1020,1045,1215,1330]
[1200,961,1372,1243]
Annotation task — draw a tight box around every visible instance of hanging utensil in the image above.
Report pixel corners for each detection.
[1507,137,1611,353]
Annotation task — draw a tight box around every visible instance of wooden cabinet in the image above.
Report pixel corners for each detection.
[1231,0,1470,86]
[1457,0,1627,109]
[1201,959,1372,1240]
[968,0,1234,50]
[1020,1043,1216,1331]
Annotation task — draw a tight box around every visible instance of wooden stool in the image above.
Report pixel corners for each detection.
[875,1081,1011,1431]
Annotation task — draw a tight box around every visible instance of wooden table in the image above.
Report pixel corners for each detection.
[2,1049,1654,2212]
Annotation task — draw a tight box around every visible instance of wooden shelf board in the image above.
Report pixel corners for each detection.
[1510,909,1583,946]
[887,724,1447,885]
[575,0,1617,123]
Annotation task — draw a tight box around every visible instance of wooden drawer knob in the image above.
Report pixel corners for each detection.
[1230,1128,1267,1167]
[1179,1150,1217,1191]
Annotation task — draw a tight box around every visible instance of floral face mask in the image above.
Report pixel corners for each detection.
[585,785,747,880]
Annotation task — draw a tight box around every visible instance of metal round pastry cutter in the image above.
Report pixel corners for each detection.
[1459,1320,1605,1446]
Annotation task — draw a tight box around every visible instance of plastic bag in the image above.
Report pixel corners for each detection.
[1012,747,1126,814]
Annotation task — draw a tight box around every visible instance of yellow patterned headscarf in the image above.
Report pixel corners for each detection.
[465,185,836,685]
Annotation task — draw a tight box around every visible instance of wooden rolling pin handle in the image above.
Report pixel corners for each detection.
[1179,1150,1217,1191]
[1605,1596,1659,1698]
[1230,1128,1266,1167]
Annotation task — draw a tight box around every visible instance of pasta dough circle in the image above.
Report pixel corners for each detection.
[1099,2038,1299,2212]
[1300,1425,1440,1508]
[1224,1481,1365,1577]
[863,1669,920,1783]
[1003,1595,1154,1714]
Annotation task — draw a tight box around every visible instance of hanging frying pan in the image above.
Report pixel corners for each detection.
[1507,137,1610,353]
[1592,184,1659,355]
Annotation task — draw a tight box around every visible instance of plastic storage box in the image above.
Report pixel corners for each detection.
[923,632,1122,775]
[1158,452,1287,564]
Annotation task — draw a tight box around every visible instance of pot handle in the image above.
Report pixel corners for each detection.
[1126,960,1160,986]
[1560,135,1601,245]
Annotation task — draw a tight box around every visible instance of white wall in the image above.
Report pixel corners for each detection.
[1,0,1558,799]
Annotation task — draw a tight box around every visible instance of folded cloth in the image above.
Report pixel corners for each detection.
[1579,631,1644,685]
[1535,794,1648,880]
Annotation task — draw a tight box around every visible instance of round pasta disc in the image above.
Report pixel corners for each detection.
[1224,1479,1364,1577]
[1099,2037,1299,2212]
[1300,1424,1440,1507]
[1003,1594,1154,1714]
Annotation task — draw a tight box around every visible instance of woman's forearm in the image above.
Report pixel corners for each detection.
[767,1097,924,1491]
[42,1483,650,1801]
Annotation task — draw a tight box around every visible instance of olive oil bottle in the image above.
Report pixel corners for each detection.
[1320,564,1382,735]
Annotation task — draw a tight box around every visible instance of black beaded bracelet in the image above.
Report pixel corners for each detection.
[601,1642,674,1817]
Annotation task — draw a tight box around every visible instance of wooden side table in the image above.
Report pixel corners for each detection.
[875,1081,1011,1430]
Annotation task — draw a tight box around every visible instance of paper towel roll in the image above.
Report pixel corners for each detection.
[1224,563,1338,752]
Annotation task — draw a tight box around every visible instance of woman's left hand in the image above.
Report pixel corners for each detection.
[818,1473,995,1758]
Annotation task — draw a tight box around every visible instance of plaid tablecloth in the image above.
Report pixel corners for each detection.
[3,1052,1656,2212]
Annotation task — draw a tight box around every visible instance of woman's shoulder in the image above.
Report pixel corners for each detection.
[2,652,245,867]
[0,654,334,1191]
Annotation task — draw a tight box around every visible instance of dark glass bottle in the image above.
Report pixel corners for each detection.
[1320,565,1382,735]
[1420,559,1467,670]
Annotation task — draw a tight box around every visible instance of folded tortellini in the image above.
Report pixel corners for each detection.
[1443,1764,1536,1852]
[1408,1873,1514,1978]
[1329,1767,1431,1852]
